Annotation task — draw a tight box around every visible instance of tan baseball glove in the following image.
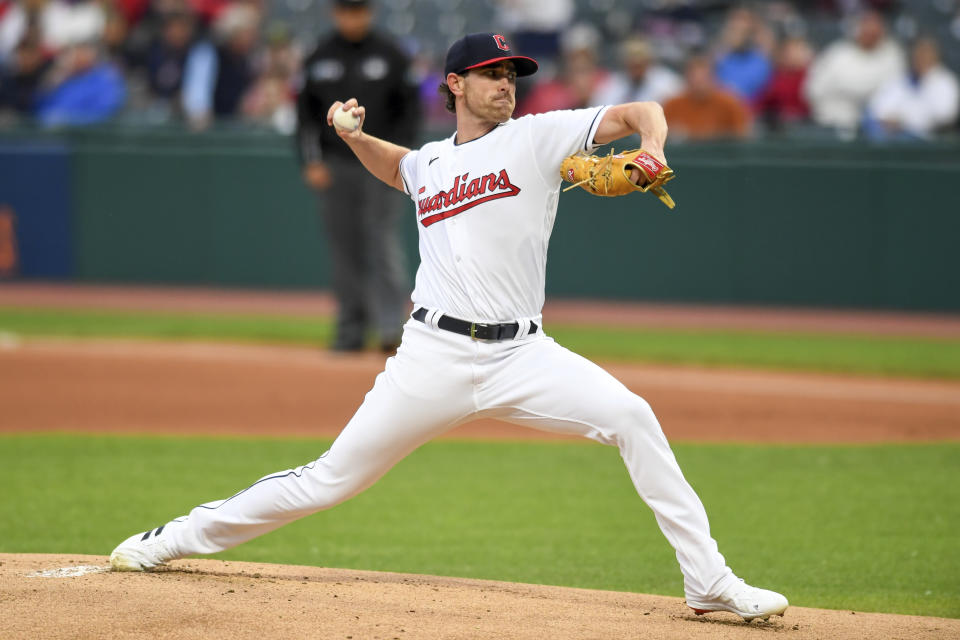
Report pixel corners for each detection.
[560,148,676,209]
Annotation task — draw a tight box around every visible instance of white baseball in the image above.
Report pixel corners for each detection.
[333,108,360,132]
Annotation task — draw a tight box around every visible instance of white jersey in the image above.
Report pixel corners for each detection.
[399,105,609,323]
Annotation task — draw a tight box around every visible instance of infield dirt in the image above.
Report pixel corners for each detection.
[2,285,959,638]
[2,337,958,442]
[4,554,958,640]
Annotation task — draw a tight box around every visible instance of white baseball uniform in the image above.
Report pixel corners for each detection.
[160,106,736,601]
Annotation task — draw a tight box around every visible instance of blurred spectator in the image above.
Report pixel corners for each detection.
[517,24,608,116]
[663,54,752,140]
[120,1,176,65]
[0,27,50,115]
[112,0,151,27]
[1,0,44,61]
[241,21,298,133]
[33,40,126,126]
[713,6,774,102]
[296,0,418,352]
[102,2,131,63]
[0,0,105,58]
[137,10,196,119]
[804,10,905,134]
[149,11,195,97]
[494,0,574,66]
[755,35,813,131]
[865,37,959,140]
[181,2,259,129]
[592,36,683,106]
[0,0,28,62]
[186,0,230,26]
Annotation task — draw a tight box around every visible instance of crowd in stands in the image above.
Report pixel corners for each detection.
[0,0,958,142]
[506,2,959,141]
[0,0,299,131]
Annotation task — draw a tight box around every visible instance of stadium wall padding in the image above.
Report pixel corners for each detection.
[551,143,960,310]
[3,129,958,311]
[0,139,73,278]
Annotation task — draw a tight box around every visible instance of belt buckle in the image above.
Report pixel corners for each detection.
[470,322,498,340]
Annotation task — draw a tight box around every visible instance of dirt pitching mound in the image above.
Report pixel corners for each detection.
[3,554,956,640]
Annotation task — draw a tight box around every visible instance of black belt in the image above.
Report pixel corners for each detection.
[412,307,538,341]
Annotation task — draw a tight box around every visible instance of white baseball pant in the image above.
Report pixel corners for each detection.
[166,318,735,600]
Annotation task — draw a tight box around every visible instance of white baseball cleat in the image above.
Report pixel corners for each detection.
[687,579,788,622]
[109,522,183,571]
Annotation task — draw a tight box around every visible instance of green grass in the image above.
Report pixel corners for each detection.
[0,307,335,345]
[2,306,960,379]
[548,326,960,379]
[1,434,958,618]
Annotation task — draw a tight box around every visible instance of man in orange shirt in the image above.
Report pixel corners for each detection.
[663,55,752,140]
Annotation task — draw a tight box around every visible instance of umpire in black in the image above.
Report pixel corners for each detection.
[296,0,419,352]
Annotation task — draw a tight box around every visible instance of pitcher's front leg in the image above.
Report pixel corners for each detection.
[481,338,735,600]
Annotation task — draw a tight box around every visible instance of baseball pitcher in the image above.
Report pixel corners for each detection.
[110,33,788,624]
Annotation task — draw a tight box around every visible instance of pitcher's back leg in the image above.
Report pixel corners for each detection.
[143,324,475,560]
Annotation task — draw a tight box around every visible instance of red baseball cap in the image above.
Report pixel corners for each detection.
[444,32,539,77]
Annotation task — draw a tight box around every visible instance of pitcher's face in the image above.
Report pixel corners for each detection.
[459,62,517,123]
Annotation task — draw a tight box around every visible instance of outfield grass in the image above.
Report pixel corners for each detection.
[1,434,957,618]
[2,307,960,379]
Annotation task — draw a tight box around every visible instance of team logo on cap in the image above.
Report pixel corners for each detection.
[493,34,509,51]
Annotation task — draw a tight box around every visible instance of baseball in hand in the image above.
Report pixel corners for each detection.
[333,108,360,132]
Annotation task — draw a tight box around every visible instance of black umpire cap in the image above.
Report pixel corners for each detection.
[444,33,539,77]
[334,0,370,7]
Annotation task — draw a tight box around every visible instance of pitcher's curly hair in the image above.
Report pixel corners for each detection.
[438,82,456,113]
